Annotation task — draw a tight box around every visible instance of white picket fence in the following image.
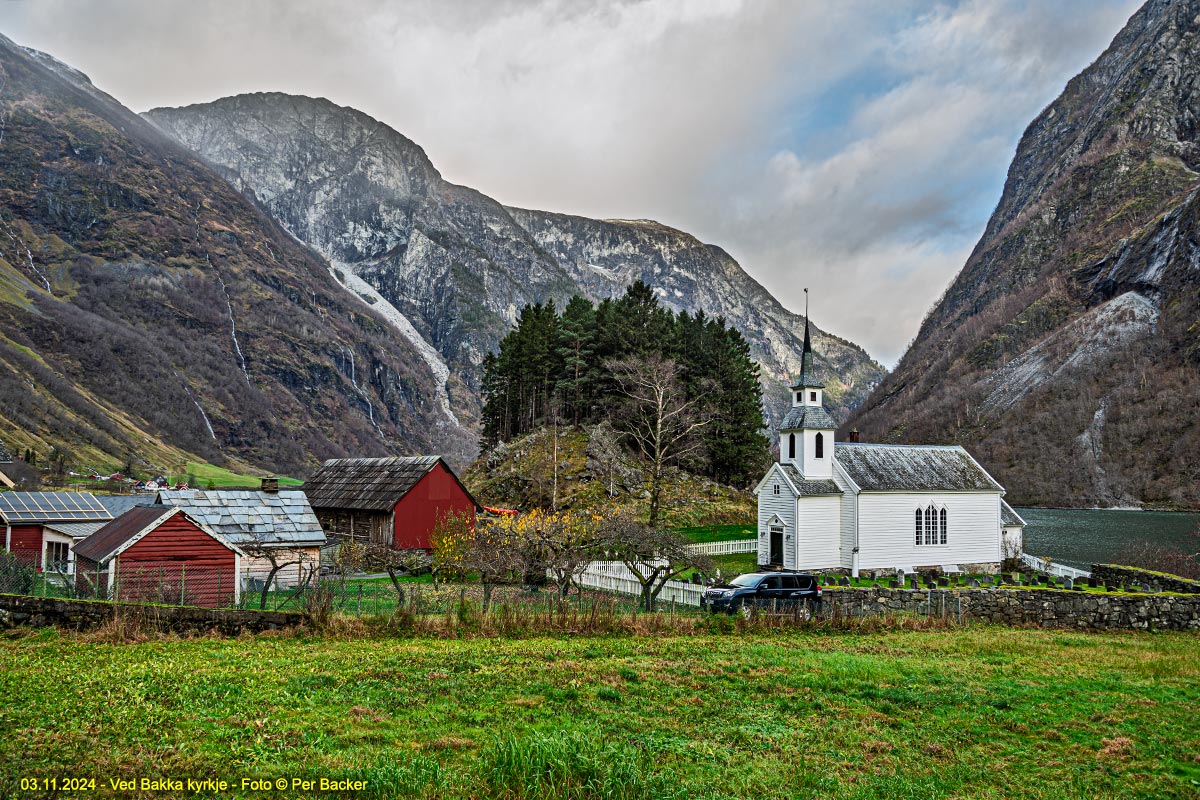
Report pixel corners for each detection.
[1020,552,1092,580]
[575,560,704,607]
[685,539,757,555]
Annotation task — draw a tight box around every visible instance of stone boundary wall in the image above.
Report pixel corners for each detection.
[1091,564,1200,594]
[0,594,304,635]
[823,587,1200,631]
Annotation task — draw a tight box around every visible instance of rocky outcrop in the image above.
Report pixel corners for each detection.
[849,0,1200,508]
[144,94,885,428]
[0,35,474,476]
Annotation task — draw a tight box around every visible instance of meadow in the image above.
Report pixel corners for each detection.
[0,625,1197,799]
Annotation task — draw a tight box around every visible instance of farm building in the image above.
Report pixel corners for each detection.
[73,505,244,607]
[156,480,325,590]
[0,492,112,573]
[303,456,479,551]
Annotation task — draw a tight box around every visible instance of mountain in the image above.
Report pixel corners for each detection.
[143,93,885,431]
[848,0,1200,508]
[0,34,473,477]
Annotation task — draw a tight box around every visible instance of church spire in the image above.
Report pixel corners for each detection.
[792,289,824,390]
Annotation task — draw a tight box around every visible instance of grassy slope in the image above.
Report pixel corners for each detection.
[1,628,1197,799]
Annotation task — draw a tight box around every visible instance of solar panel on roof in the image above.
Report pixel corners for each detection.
[0,492,113,523]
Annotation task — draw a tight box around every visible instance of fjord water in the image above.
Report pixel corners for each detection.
[1018,507,1199,570]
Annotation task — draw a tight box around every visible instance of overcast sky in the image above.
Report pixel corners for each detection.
[4,0,1142,366]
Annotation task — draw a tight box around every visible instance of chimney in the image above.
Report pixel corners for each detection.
[848,428,861,443]
[261,477,279,494]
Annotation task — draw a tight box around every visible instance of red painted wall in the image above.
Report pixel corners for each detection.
[392,464,476,550]
[115,515,237,608]
[8,525,44,567]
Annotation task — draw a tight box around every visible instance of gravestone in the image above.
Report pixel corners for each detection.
[995,575,1005,586]
[1087,576,1099,588]
[968,578,981,588]
[840,576,852,587]
[888,579,899,588]
[872,582,881,589]
[1062,577,1073,590]
[1037,574,1047,585]
[937,577,949,587]
[1105,583,1117,593]
[909,576,920,590]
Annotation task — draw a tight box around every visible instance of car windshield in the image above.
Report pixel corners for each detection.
[729,574,761,588]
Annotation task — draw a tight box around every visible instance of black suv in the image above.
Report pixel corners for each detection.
[702,571,822,618]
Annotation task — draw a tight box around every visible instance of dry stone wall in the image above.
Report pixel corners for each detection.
[822,587,1200,630]
[1091,564,1200,594]
[0,594,303,634]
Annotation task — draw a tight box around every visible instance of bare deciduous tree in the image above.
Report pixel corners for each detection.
[607,355,710,527]
[600,511,713,612]
[238,537,319,610]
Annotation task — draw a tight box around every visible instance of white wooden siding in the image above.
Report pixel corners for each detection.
[795,495,841,569]
[241,546,321,589]
[833,464,857,569]
[1002,525,1023,558]
[856,492,1002,570]
[795,429,834,479]
[757,466,795,567]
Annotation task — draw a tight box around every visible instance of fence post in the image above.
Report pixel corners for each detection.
[180,565,186,607]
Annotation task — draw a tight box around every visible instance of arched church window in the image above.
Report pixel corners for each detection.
[815,432,824,459]
[915,508,923,546]
[788,434,795,460]
[940,508,948,544]
[926,504,937,545]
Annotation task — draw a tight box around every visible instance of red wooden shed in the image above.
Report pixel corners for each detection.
[302,456,479,551]
[73,505,244,607]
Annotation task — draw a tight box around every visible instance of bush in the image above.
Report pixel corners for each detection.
[0,552,36,595]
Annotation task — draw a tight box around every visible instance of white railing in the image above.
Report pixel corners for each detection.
[575,560,704,607]
[1020,553,1091,580]
[685,539,757,555]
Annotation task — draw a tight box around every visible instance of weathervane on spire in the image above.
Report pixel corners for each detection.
[804,287,809,320]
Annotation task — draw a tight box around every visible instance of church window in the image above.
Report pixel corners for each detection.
[926,504,937,545]
[773,484,780,496]
[810,391,817,402]
[795,393,801,404]
[915,509,923,545]
[788,434,795,460]
[815,432,824,459]
[940,508,948,544]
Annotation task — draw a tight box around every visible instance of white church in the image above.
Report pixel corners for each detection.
[754,321,1024,576]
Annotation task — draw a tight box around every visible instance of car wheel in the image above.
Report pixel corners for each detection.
[797,603,812,623]
[738,601,754,621]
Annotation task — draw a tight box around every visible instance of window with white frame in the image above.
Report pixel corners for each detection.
[915,505,947,545]
[45,540,70,572]
[773,484,780,495]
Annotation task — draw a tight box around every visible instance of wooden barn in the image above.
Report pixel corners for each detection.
[0,492,112,572]
[73,505,244,607]
[303,456,479,551]
[156,480,325,590]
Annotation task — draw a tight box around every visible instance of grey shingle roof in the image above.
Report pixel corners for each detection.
[780,465,842,495]
[43,521,108,539]
[1001,500,1026,527]
[156,489,325,546]
[0,492,112,524]
[834,443,1004,492]
[303,456,477,512]
[780,405,838,431]
[96,495,147,517]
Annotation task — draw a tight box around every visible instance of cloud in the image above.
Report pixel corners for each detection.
[2,0,1143,366]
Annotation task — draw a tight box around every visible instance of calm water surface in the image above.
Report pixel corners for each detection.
[1018,507,1199,570]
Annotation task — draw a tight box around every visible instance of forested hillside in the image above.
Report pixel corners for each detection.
[482,282,769,488]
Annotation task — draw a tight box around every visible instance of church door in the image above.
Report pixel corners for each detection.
[769,524,784,567]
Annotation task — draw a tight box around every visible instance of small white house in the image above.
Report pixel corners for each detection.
[754,320,1019,576]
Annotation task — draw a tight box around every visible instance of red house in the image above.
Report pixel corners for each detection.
[73,505,245,607]
[302,456,479,550]
[0,492,112,572]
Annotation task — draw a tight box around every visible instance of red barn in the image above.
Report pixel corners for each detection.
[0,492,112,572]
[73,505,244,607]
[302,456,479,551]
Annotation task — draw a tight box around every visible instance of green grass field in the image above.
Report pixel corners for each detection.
[168,462,303,489]
[675,524,756,543]
[1,627,1197,799]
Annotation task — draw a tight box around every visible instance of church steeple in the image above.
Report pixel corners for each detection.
[791,316,825,393]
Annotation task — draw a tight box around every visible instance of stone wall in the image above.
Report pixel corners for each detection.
[1091,564,1200,594]
[822,587,1200,630]
[0,594,304,635]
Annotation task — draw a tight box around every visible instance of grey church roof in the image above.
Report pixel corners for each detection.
[834,443,1004,492]
[157,489,325,546]
[1001,500,1026,527]
[780,405,838,431]
[780,465,842,495]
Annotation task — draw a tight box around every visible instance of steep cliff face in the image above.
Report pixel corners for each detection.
[144,93,885,426]
[0,36,472,476]
[849,0,1200,508]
